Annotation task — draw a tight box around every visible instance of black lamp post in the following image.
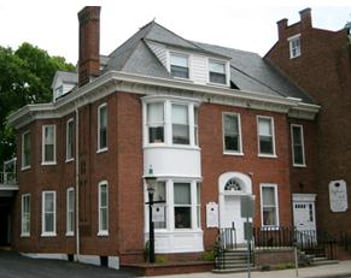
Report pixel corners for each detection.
[144,167,157,263]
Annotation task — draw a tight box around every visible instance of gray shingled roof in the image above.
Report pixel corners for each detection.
[103,21,314,104]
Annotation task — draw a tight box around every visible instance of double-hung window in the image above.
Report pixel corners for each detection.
[291,124,306,166]
[209,60,227,84]
[170,53,189,79]
[42,191,56,236]
[288,34,301,59]
[172,104,189,145]
[22,131,31,169]
[66,119,74,161]
[98,103,108,152]
[174,183,192,229]
[223,113,242,154]
[21,194,30,237]
[66,188,74,236]
[147,103,164,143]
[42,125,56,164]
[153,182,167,229]
[98,181,108,236]
[257,116,276,157]
[260,184,279,227]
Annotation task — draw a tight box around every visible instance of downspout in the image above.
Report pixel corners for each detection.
[75,105,80,261]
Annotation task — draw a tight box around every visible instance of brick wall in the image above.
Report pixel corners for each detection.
[265,11,351,235]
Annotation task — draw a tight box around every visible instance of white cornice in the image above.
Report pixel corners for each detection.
[7,71,320,129]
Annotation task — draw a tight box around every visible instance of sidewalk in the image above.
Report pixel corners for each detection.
[152,260,351,278]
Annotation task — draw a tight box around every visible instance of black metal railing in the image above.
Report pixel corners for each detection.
[338,231,351,255]
[218,227,237,249]
[253,226,295,248]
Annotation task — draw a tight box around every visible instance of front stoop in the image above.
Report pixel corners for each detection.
[122,261,214,276]
[214,249,254,274]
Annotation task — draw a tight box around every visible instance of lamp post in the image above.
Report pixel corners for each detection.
[144,167,157,263]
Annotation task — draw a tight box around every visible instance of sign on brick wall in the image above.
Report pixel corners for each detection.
[329,180,348,212]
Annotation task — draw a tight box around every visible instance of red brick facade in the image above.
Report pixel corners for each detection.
[265,8,351,235]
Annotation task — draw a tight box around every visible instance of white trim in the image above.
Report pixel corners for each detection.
[41,190,57,237]
[21,193,30,237]
[257,116,276,157]
[288,34,301,59]
[98,180,109,236]
[97,103,108,152]
[66,187,74,236]
[222,112,243,155]
[41,124,57,165]
[290,124,306,167]
[65,118,74,161]
[8,71,320,130]
[260,183,280,228]
[21,130,31,170]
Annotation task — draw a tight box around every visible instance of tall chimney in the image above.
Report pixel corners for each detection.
[299,8,312,30]
[277,18,288,40]
[78,6,101,87]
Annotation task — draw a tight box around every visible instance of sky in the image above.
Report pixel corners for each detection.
[0,0,350,64]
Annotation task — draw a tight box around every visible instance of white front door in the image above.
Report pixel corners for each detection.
[222,195,245,244]
[293,193,317,243]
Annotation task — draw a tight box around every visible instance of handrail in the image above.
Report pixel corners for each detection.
[0,172,17,186]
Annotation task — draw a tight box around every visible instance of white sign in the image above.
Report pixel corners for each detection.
[329,180,348,212]
[206,202,218,228]
[152,206,165,222]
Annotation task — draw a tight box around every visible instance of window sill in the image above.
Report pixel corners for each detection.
[20,233,30,238]
[223,151,244,156]
[65,158,74,163]
[41,161,57,166]
[97,231,109,237]
[261,225,280,231]
[293,163,307,168]
[65,232,74,237]
[96,148,108,154]
[258,154,277,159]
[21,166,31,171]
[41,232,57,237]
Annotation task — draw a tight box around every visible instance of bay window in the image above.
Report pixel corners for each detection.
[147,103,164,143]
[172,104,189,145]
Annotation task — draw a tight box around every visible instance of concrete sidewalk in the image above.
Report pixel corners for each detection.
[152,260,351,278]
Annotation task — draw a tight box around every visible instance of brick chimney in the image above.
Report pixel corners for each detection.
[277,18,288,40]
[299,8,312,30]
[78,6,101,87]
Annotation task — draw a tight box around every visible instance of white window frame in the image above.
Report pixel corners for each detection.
[143,98,199,148]
[66,187,74,236]
[208,59,229,86]
[98,181,109,236]
[288,34,301,59]
[257,116,276,158]
[169,52,190,79]
[222,112,243,155]
[146,102,165,144]
[66,118,74,162]
[41,125,56,165]
[21,130,31,170]
[21,193,30,237]
[291,124,306,167]
[97,103,108,153]
[260,183,280,228]
[41,191,57,237]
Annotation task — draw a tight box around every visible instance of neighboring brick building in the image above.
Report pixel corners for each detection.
[265,8,351,237]
[4,5,350,270]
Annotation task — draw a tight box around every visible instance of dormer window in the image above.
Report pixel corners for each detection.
[170,53,189,79]
[288,34,301,59]
[209,60,227,84]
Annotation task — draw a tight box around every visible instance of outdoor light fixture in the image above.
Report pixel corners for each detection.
[144,166,157,263]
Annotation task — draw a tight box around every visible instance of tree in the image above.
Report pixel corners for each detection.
[0,43,75,168]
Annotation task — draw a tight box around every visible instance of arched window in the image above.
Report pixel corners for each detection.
[224,178,242,191]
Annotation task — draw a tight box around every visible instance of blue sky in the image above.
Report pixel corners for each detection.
[0,0,350,64]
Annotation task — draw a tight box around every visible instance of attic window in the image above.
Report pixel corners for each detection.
[170,53,189,79]
[288,34,301,59]
[209,60,227,84]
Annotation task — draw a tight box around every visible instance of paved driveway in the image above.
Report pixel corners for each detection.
[0,250,139,278]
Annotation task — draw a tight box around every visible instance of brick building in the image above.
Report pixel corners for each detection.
[1,6,349,270]
[265,8,351,238]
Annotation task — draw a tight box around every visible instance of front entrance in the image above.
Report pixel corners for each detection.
[218,172,252,246]
[293,193,317,243]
